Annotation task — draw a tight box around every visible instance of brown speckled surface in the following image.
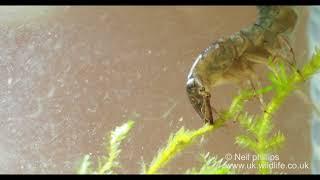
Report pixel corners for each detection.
[0,6,311,174]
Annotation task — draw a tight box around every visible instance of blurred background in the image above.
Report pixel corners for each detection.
[308,6,320,174]
[0,6,313,174]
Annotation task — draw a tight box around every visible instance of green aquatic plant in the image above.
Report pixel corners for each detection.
[185,153,235,174]
[77,49,320,174]
[235,50,320,174]
[77,120,135,174]
[145,86,272,174]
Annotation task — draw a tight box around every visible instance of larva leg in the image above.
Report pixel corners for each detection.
[249,73,266,109]
[240,71,267,112]
[265,35,303,78]
[243,51,312,112]
[241,53,275,73]
[277,35,297,67]
[238,54,270,111]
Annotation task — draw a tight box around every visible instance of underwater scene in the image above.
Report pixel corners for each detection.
[0,6,319,174]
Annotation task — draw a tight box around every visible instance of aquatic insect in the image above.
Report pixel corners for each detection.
[186,6,298,124]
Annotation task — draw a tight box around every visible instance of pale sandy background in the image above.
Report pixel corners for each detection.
[0,6,312,174]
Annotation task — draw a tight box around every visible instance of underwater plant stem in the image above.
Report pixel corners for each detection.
[98,120,135,174]
[98,155,115,174]
[255,50,320,174]
[146,121,225,174]
[77,155,91,174]
[255,91,291,174]
[146,86,272,174]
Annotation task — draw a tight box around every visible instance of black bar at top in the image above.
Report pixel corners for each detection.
[0,0,319,6]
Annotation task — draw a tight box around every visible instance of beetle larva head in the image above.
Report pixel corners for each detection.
[186,77,205,120]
